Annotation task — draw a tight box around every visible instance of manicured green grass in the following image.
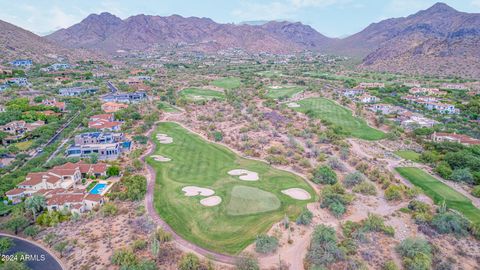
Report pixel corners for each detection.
[293,98,386,141]
[266,86,305,99]
[179,88,225,101]
[227,185,281,216]
[395,150,420,162]
[157,102,179,112]
[396,167,480,224]
[211,77,241,89]
[148,122,315,254]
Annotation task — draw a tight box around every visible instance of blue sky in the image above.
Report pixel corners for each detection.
[1,0,480,37]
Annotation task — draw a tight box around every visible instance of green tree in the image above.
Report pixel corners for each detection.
[235,253,259,270]
[25,195,46,221]
[255,235,278,254]
[2,216,29,235]
[0,237,13,253]
[106,165,121,177]
[53,241,69,258]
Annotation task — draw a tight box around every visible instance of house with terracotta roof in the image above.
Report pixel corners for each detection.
[357,82,384,89]
[42,99,66,112]
[88,114,123,131]
[359,94,379,104]
[101,102,128,113]
[431,132,480,146]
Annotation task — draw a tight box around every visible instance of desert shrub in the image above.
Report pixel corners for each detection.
[396,238,432,270]
[312,165,337,185]
[23,225,40,237]
[154,227,172,243]
[408,200,433,224]
[131,239,147,251]
[328,157,346,171]
[383,260,399,270]
[384,185,403,201]
[343,172,365,188]
[320,183,354,217]
[352,181,377,195]
[435,161,452,179]
[296,208,313,225]
[362,213,395,236]
[306,225,345,269]
[472,186,480,198]
[450,168,474,184]
[431,212,469,236]
[111,249,138,268]
[108,174,147,201]
[101,202,118,217]
[255,235,278,254]
[235,253,259,270]
[178,253,201,270]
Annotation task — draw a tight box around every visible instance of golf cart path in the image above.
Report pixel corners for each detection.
[140,123,238,265]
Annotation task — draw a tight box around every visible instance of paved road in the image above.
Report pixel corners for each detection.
[140,125,238,265]
[106,81,118,93]
[0,233,64,270]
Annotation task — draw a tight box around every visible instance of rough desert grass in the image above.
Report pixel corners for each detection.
[293,97,386,140]
[266,86,305,99]
[147,122,315,254]
[211,77,241,89]
[396,167,480,223]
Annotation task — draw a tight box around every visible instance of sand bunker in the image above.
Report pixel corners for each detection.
[200,196,222,206]
[228,169,259,181]
[151,155,171,162]
[182,186,215,197]
[281,188,311,200]
[270,86,281,89]
[156,133,173,144]
[287,102,300,108]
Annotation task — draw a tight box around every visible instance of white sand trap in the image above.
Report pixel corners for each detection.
[200,196,222,206]
[287,102,300,108]
[228,169,259,181]
[156,134,173,144]
[182,186,215,197]
[270,86,281,89]
[281,188,311,200]
[151,155,171,162]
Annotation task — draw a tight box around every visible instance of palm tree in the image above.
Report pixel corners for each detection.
[25,195,46,221]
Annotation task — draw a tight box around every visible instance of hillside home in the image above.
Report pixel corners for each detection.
[66,132,131,160]
[7,77,29,87]
[440,83,468,90]
[42,99,66,111]
[342,89,364,98]
[358,82,384,89]
[424,102,459,114]
[368,104,405,115]
[88,114,123,131]
[10,59,32,68]
[409,87,446,96]
[431,132,480,146]
[101,92,147,103]
[59,87,98,96]
[400,114,438,129]
[359,94,379,103]
[101,102,129,113]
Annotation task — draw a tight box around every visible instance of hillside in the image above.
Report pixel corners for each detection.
[46,13,331,54]
[0,19,97,63]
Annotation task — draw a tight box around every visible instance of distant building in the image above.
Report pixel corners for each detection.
[59,87,98,96]
[368,104,405,115]
[0,84,8,91]
[101,102,129,113]
[400,114,438,129]
[100,92,147,104]
[409,87,446,96]
[431,132,480,146]
[359,94,379,103]
[6,77,29,87]
[342,89,364,98]
[440,83,468,91]
[42,99,66,111]
[357,82,384,89]
[88,114,123,131]
[10,59,32,68]
[41,63,71,72]
[66,132,131,160]
[424,102,459,114]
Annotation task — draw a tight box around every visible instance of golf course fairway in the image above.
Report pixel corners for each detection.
[147,122,315,254]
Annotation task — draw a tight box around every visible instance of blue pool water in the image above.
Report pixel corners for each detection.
[90,183,107,195]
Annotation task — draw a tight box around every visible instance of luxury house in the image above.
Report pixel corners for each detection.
[59,87,98,96]
[10,59,32,68]
[101,102,129,113]
[66,132,131,160]
[431,132,480,146]
[342,88,364,98]
[42,99,66,111]
[88,114,123,131]
[357,82,385,89]
[100,92,148,104]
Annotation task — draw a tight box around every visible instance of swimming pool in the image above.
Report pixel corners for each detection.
[90,183,107,195]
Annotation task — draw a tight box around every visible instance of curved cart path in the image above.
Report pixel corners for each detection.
[140,124,238,265]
